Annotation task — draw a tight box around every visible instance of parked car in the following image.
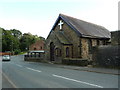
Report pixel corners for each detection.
[2,55,11,61]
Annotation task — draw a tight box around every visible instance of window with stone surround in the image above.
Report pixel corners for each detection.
[66,47,69,57]
[88,39,92,54]
[34,48,37,50]
[97,40,100,45]
[40,46,42,49]
[55,48,61,57]
[103,40,107,45]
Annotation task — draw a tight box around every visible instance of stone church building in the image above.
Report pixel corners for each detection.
[45,14,111,64]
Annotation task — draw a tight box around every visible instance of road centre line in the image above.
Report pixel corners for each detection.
[10,63,42,73]
[15,64,23,67]
[52,74,103,88]
[26,67,42,72]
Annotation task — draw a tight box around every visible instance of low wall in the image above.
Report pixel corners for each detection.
[62,58,88,66]
[0,52,12,55]
[92,45,120,68]
[24,54,44,62]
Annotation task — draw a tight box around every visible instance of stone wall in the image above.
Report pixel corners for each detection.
[92,39,97,46]
[92,45,120,68]
[24,52,45,62]
[62,58,88,66]
[45,31,63,63]
[59,20,80,58]
[81,38,99,60]
[81,38,89,59]
[45,19,81,63]
[45,18,110,65]
[111,31,120,45]
[63,45,72,58]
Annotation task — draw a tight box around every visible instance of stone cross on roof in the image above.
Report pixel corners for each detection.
[58,20,64,30]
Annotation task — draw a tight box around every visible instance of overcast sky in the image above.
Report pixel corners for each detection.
[0,0,119,38]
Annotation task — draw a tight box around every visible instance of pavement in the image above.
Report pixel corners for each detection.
[48,62,120,75]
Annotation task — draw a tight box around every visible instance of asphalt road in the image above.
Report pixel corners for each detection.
[2,55,119,88]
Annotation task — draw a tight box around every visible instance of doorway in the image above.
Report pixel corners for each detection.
[50,42,55,61]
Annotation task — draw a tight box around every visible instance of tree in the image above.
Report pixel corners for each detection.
[20,33,45,51]
[2,29,14,52]
[10,29,22,39]
[1,27,45,54]
[20,33,37,51]
[2,29,21,53]
[0,27,2,52]
[39,36,45,41]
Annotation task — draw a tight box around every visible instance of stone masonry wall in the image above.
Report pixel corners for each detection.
[81,38,89,59]
[45,18,110,64]
[45,31,63,63]
[81,38,104,61]
[92,39,97,46]
[111,31,120,45]
[92,45,120,68]
[60,20,80,58]
[63,45,72,58]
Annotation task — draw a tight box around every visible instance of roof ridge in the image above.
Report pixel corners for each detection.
[60,13,106,30]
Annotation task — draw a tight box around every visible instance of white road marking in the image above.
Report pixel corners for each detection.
[16,64,23,67]
[2,72,18,88]
[52,74,103,88]
[26,67,41,72]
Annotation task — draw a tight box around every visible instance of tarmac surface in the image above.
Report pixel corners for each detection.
[2,55,119,88]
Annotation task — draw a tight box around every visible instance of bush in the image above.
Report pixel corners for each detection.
[14,49,21,55]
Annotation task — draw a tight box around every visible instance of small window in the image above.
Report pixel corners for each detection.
[55,48,61,57]
[88,39,92,54]
[97,40,99,45]
[34,48,37,50]
[40,46,42,49]
[66,47,69,57]
[103,40,106,45]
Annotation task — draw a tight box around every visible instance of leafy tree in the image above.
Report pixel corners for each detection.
[1,27,45,54]
[20,33,37,51]
[2,29,14,52]
[39,36,45,41]
[10,29,22,39]
[0,28,2,52]
[2,29,21,53]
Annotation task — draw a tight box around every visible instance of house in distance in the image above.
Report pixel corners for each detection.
[45,14,111,65]
[29,40,44,51]
[24,40,45,61]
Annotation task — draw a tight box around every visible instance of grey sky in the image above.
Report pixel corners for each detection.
[0,0,118,38]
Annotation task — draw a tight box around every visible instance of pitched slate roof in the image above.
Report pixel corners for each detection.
[52,14,111,39]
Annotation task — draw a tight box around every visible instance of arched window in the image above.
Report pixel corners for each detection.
[40,46,42,50]
[88,39,92,54]
[34,48,37,50]
[66,47,69,57]
[55,48,61,57]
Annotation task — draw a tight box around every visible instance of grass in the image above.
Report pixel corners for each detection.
[18,52,27,55]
